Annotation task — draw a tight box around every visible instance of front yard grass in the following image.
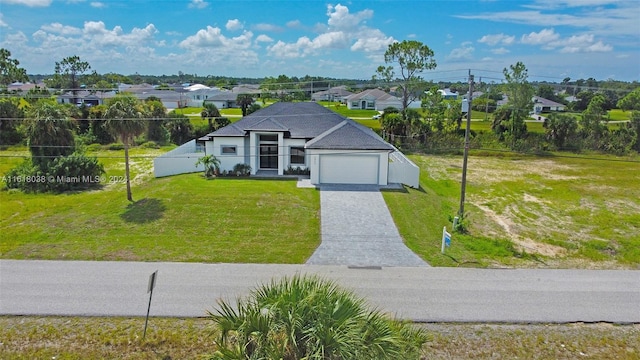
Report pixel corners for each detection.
[1,149,320,262]
[383,153,640,268]
[2,146,639,268]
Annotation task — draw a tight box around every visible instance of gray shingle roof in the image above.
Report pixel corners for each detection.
[204,102,392,151]
[533,96,565,107]
[244,117,289,132]
[344,88,399,101]
[206,92,238,101]
[305,120,394,150]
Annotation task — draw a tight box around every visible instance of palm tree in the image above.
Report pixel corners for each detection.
[201,102,220,131]
[208,275,428,359]
[104,93,148,202]
[24,101,75,169]
[195,154,220,178]
[236,94,254,116]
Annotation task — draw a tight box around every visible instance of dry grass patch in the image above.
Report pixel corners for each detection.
[1,317,638,359]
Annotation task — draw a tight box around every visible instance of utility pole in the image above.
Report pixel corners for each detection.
[458,70,474,222]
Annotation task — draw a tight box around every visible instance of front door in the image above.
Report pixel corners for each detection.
[259,144,278,169]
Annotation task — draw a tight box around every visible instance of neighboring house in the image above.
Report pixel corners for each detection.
[131,89,188,110]
[438,88,458,100]
[184,85,223,107]
[344,89,403,111]
[532,96,566,113]
[6,81,45,93]
[461,91,483,100]
[57,90,116,106]
[232,84,262,95]
[204,92,239,109]
[153,102,420,187]
[311,86,353,102]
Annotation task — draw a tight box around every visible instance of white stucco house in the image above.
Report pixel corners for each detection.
[154,102,420,187]
[311,86,353,102]
[204,92,239,109]
[532,96,566,113]
[344,89,403,111]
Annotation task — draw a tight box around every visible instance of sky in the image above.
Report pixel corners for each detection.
[0,0,639,83]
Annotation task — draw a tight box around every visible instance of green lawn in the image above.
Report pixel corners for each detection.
[461,120,546,134]
[383,153,640,267]
[2,147,638,268]
[607,109,632,121]
[1,149,320,263]
[318,101,380,118]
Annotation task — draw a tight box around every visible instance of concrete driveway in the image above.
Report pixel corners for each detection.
[306,184,428,267]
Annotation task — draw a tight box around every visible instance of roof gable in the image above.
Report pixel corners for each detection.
[245,117,289,132]
[305,120,394,150]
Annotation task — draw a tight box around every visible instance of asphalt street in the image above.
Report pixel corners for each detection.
[1,260,638,323]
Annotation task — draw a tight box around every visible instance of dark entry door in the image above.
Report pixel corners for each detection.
[259,144,278,169]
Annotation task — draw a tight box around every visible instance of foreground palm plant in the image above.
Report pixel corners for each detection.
[207,275,427,359]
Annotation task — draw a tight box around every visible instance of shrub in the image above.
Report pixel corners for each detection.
[5,153,104,193]
[85,143,102,152]
[107,143,125,151]
[231,163,251,176]
[284,166,310,175]
[208,275,428,360]
[140,141,160,149]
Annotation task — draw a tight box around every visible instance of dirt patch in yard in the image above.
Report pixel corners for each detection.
[472,202,567,257]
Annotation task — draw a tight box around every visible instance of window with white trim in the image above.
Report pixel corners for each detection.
[221,145,237,155]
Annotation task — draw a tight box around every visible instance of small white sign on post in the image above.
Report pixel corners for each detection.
[441,227,452,254]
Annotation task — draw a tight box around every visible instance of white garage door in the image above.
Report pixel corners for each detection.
[319,154,379,184]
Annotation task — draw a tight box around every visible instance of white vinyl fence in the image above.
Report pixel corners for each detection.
[388,150,420,188]
[153,140,205,177]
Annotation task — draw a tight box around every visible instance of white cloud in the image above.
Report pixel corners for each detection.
[267,40,306,59]
[90,2,105,8]
[267,4,393,59]
[527,0,621,10]
[0,14,7,27]
[326,4,373,30]
[478,33,515,46]
[41,22,82,35]
[1,0,51,6]
[491,47,510,55]
[226,19,243,31]
[350,28,393,52]
[521,28,560,44]
[447,43,475,61]
[456,2,639,38]
[188,0,208,9]
[253,23,283,32]
[80,21,158,47]
[255,34,273,43]
[180,26,253,50]
[520,28,613,53]
[554,34,613,53]
[286,20,302,29]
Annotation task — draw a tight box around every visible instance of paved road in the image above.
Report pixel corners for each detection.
[1,260,638,323]
[306,185,428,267]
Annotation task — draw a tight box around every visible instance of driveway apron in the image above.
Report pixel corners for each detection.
[306,184,429,267]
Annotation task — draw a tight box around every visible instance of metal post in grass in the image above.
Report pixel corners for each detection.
[458,71,474,223]
[143,270,158,339]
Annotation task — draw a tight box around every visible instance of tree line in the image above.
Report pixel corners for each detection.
[370,41,640,156]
